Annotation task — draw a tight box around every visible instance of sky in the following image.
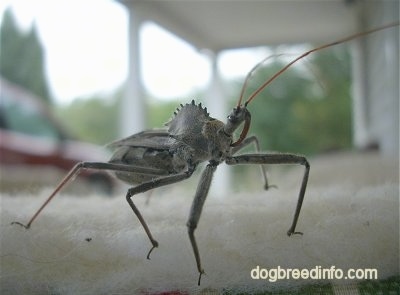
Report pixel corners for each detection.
[0,0,264,105]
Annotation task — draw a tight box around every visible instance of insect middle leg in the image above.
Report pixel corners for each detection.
[186,162,217,286]
[231,135,271,189]
[125,165,196,260]
[225,153,310,236]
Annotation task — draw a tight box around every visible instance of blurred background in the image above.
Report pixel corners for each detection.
[0,0,398,195]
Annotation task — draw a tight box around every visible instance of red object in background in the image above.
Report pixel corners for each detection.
[0,77,116,195]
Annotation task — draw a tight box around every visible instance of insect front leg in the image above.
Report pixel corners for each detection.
[230,135,272,189]
[125,165,196,260]
[186,162,217,286]
[225,153,310,236]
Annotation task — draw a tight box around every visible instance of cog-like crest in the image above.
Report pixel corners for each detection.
[165,100,212,137]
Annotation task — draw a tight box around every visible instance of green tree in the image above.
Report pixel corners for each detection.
[239,46,352,155]
[56,93,180,145]
[56,46,352,154]
[56,92,121,144]
[0,8,52,103]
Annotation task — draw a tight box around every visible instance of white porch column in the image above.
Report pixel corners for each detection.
[351,38,371,150]
[121,4,145,137]
[205,51,231,196]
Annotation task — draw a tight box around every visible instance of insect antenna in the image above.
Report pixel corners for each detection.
[236,54,285,108]
[237,21,399,108]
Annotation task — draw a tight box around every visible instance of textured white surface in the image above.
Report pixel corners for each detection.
[1,152,398,294]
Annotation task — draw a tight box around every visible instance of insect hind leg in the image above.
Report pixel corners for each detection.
[11,161,167,229]
[11,161,86,229]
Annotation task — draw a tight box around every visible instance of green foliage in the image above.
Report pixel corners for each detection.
[55,46,352,155]
[55,92,121,144]
[223,283,333,294]
[221,276,400,294]
[55,92,181,145]
[241,46,352,155]
[0,8,52,104]
[147,98,181,128]
[358,275,400,294]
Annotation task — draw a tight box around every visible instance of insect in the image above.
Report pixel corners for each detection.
[11,22,399,286]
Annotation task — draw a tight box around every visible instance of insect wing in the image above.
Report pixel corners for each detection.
[107,129,175,150]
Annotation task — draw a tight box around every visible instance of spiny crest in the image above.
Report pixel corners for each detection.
[168,99,209,121]
[166,99,213,137]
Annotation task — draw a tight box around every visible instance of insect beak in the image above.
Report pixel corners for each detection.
[224,106,251,147]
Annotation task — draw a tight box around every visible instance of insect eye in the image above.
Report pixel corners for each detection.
[227,113,238,123]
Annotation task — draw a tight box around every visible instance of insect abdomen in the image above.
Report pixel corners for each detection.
[109,146,181,184]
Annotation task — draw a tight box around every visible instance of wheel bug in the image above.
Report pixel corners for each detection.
[11,22,399,286]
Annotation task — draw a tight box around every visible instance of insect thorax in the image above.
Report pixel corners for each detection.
[166,100,232,163]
